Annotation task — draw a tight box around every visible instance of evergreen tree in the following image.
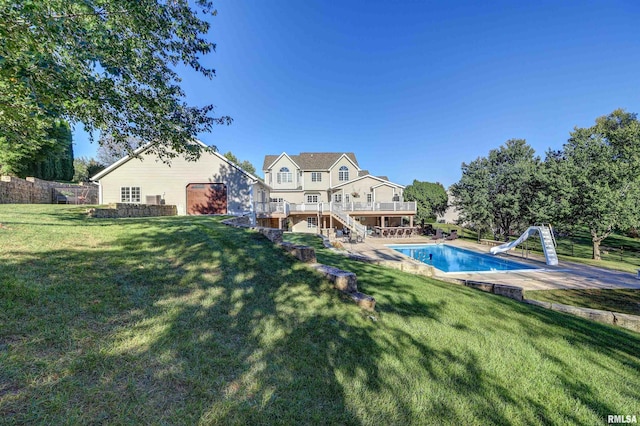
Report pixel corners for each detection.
[22,121,74,181]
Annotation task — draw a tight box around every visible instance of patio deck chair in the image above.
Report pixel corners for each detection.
[405,228,413,238]
[395,228,404,238]
[388,228,397,238]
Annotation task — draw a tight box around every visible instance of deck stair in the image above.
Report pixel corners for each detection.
[331,204,367,241]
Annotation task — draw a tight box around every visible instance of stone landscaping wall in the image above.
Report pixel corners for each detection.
[0,176,97,204]
[523,300,640,333]
[462,279,640,333]
[221,215,253,228]
[88,203,177,218]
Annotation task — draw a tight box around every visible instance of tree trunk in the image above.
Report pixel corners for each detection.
[591,228,612,261]
[592,239,601,260]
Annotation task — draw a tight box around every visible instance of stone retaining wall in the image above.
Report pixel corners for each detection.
[88,203,177,218]
[462,280,524,302]
[221,215,253,228]
[523,300,640,333]
[462,279,640,333]
[0,176,97,204]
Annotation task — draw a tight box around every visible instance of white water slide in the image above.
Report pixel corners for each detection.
[489,225,559,266]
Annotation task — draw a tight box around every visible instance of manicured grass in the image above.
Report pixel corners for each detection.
[1,205,639,425]
[527,289,640,316]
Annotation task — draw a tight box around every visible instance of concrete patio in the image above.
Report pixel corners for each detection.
[342,235,640,291]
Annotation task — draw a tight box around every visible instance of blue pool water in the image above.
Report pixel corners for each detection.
[388,244,538,273]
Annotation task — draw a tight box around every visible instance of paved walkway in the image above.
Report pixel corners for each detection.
[342,236,640,291]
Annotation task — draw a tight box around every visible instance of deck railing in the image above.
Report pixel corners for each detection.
[254,201,416,215]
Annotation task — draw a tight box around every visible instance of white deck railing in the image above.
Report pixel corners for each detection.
[254,201,416,214]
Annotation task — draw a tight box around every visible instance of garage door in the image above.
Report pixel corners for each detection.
[186,183,227,215]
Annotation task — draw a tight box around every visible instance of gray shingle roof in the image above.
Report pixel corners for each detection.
[263,152,359,171]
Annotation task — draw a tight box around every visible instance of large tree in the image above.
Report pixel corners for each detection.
[450,139,541,240]
[73,157,105,182]
[403,180,448,224]
[223,151,257,176]
[22,120,75,181]
[548,109,640,260]
[0,0,230,173]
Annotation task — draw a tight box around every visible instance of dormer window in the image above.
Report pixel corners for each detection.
[277,167,293,184]
[338,166,349,181]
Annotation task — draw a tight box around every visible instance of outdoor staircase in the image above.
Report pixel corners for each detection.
[538,225,558,266]
[331,205,367,241]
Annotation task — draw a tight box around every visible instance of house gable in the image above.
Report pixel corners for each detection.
[92,141,265,215]
[266,153,300,190]
[330,175,404,203]
[329,154,360,188]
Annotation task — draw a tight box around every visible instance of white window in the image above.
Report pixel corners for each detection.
[338,166,349,181]
[334,193,342,203]
[120,187,140,203]
[270,197,284,203]
[345,194,350,203]
[306,194,319,203]
[277,167,292,184]
[367,193,373,203]
[311,172,322,182]
[307,217,318,228]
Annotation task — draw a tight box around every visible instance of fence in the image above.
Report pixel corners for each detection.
[52,186,98,204]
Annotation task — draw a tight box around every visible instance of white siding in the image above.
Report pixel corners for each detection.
[98,150,257,215]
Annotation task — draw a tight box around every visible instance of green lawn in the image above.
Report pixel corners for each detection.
[1,205,639,425]
[526,289,640,316]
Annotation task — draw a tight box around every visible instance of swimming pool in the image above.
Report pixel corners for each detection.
[388,244,539,273]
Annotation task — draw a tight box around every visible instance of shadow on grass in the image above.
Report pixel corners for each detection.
[1,217,640,424]
[1,216,444,424]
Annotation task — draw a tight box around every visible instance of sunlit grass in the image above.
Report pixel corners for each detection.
[1,205,639,425]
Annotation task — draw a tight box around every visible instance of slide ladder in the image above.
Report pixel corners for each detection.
[490,225,558,266]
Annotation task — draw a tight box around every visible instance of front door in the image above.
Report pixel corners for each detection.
[186,183,227,215]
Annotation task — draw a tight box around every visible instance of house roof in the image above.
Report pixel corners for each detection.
[263,152,359,171]
[91,140,264,184]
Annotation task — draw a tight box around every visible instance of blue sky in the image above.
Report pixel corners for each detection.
[73,0,640,187]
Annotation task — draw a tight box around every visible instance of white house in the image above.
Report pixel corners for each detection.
[91,141,270,216]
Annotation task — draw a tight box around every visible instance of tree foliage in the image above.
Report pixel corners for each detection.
[450,139,541,240]
[21,120,75,181]
[403,180,448,224]
[547,109,640,259]
[0,0,230,173]
[223,151,257,176]
[73,156,105,182]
